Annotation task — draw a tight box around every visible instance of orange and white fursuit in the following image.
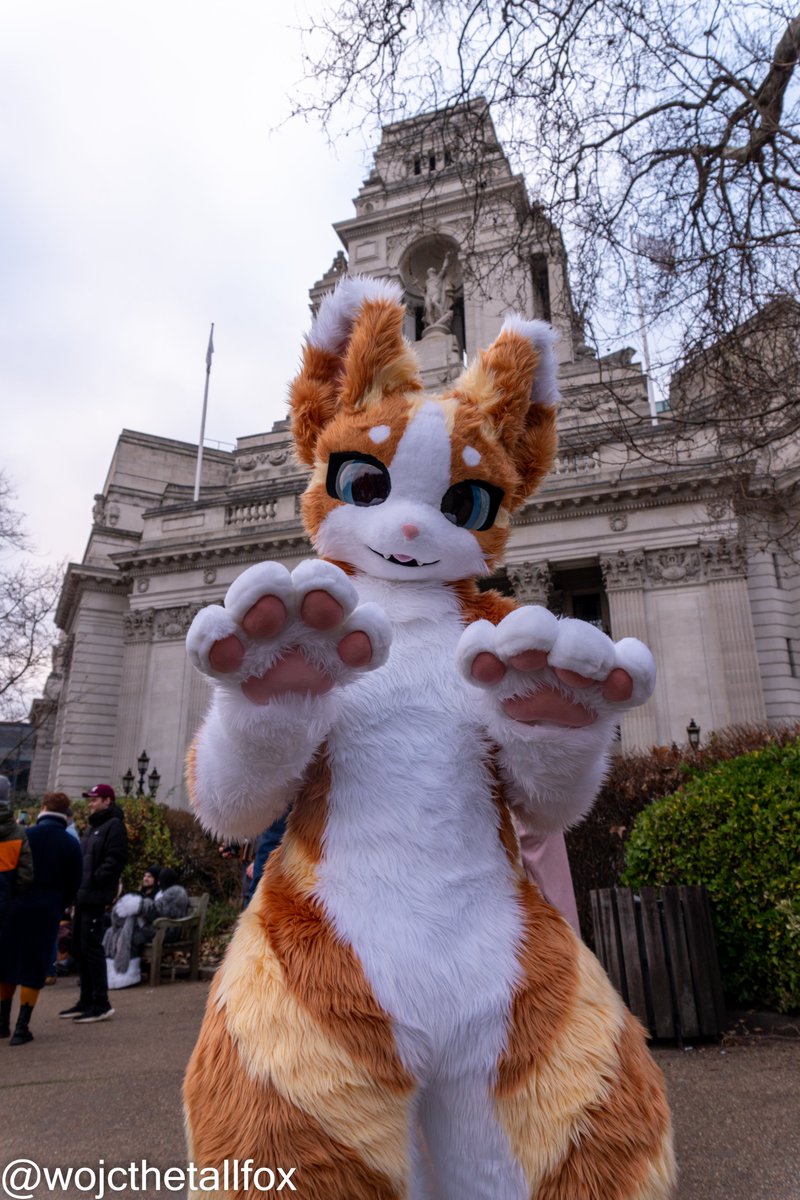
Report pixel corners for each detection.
[183,277,675,1200]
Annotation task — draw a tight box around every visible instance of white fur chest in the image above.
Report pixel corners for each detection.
[315,579,524,1079]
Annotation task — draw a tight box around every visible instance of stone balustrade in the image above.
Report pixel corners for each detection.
[225,498,278,527]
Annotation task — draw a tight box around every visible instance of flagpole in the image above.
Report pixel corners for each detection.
[630,237,659,427]
[194,323,214,503]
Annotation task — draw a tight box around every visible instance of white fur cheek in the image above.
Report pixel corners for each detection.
[315,504,489,582]
[189,688,336,840]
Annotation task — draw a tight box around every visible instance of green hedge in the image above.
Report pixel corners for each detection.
[566,723,800,945]
[622,739,800,1012]
[117,796,180,892]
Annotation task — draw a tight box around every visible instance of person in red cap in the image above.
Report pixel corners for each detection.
[59,784,127,1023]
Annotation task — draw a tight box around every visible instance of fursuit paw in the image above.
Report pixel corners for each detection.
[186,560,392,705]
[456,606,655,727]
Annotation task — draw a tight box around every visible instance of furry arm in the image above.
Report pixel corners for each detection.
[187,689,336,840]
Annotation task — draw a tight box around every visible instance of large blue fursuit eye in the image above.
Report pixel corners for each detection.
[326,452,391,507]
[440,480,504,531]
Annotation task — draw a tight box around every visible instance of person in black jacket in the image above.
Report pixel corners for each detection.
[59,783,127,1024]
[0,792,82,1044]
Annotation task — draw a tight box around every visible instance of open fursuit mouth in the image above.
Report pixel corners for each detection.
[369,547,440,568]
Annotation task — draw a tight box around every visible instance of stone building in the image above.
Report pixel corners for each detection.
[32,101,800,806]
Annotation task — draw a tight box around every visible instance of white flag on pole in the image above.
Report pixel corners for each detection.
[206,323,215,370]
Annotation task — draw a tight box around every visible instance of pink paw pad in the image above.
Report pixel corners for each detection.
[503,689,596,727]
[208,634,245,674]
[337,630,372,668]
[300,589,345,631]
[241,595,288,640]
[241,650,335,703]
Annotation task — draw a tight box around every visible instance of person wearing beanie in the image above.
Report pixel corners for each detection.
[127,866,189,955]
[139,866,161,900]
[59,784,127,1025]
[0,792,82,1045]
[0,776,33,927]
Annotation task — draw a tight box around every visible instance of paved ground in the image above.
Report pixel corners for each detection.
[1,978,798,1199]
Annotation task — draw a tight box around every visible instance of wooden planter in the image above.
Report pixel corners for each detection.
[590,885,726,1040]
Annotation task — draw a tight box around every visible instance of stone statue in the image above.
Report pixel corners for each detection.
[422,252,452,330]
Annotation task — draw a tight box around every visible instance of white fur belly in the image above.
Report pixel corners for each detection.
[314,605,524,1080]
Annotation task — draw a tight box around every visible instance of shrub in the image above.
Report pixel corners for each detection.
[200,898,241,965]
[162,807,244,904]
[566,723,800,943]
[117,796,179,892]
[621,739,800,1012]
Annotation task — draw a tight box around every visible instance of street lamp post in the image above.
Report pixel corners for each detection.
[136,750,150,797]
[686,719,701,752]
[123,752,159,798]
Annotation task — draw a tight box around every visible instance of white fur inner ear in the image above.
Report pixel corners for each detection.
[368,425,391,444]
[462,446,481,467]
[500,314,560,408]
[308,275,404,353]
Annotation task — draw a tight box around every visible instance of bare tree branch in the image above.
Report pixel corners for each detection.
[0,471,61,719]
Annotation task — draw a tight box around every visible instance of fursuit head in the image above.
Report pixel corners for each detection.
[183,276,675,1200]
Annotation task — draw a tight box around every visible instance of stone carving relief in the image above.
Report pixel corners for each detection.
[136,578,150,594]
[701,538,747,580]
[645,547,702,586]
[609,514,628,532]
[124,609,155,642]
[705,497,730,522]
[203,567,217,585]
[507,561,551,605]
[600,550,647,591]
[232,445,292,476]
[600,539,746,591]
[155,606,202,641]
[124,603,214,643]
[92,495,120,527]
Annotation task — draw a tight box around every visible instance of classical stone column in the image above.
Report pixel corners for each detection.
[51,592,127,793]
[506,561,552,606]
[600,550,657,751]
[701,541,767,725]
[115,608,156,786]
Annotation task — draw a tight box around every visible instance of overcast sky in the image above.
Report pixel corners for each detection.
[2,1,370,570]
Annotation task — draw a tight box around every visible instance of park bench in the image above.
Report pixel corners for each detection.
[140,893,209,986]
[590,884,726,1041]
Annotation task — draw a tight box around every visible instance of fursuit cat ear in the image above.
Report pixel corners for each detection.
[451,316,560,505]
[290,275,423,465]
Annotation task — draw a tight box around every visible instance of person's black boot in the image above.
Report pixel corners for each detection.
[10,1003,34,1045]
[0,997,11,1038]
